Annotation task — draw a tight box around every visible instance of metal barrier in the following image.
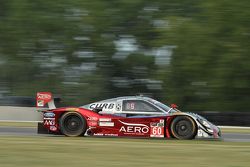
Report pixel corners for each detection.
[0,106,42,122]
[196,111,250,126]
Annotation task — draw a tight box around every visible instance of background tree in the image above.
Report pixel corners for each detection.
[0,0,249,111]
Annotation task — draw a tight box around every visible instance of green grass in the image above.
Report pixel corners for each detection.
[221,128,250,134]
[0,136,250,167]
[0,122,37,127]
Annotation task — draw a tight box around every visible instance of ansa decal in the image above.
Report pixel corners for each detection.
[119,120,149,134]
[44,118,55,126]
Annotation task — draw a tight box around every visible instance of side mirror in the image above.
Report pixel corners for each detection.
[171,104,178,109]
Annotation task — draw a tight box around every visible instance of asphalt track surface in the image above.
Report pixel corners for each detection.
[0,126,249,142]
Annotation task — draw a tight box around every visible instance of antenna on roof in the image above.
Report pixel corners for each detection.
[136,93,143,97]
[136,93,153,97]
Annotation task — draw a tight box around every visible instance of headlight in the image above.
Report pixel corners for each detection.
[197,118,213,133]
[201,120,210,128]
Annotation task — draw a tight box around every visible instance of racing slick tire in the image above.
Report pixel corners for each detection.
[170,116,197,140]
[60,112,87,137]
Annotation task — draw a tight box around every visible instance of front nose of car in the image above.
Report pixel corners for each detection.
[213,126,221,138]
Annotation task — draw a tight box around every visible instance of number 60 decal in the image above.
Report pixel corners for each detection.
[150,126,164,138]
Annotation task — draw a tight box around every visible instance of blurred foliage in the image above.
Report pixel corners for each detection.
[0,0,249,111]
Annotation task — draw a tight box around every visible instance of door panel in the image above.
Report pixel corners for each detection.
[91,116,167,138]
[116,117,165,138]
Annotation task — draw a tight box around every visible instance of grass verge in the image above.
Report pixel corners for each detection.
[0,121,37,127]
[220,128,250,133]
[0,136,250,167]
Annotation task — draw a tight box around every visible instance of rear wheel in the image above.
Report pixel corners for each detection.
[170,116,197,140]
[60,112,87,137]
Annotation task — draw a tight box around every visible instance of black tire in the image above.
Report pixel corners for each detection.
[60,112,87,137]
[170,116,197,140]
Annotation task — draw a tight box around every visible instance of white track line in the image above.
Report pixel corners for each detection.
[0,120,41,123]
[219,126,250,129]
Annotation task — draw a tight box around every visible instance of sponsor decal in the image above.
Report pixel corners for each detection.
[67,108,79,112]
[157,120,164,127]
[89,103,115,110]
[87,117,98,126]
[119,120,149,127]
[36,92,52,107]
[150,122,157,126]
[44,118,55,126]
[49,126,57,131]
[93,133,104,136]
[116,103,121,111]
[119,120,149,134]
[105,134,118,136]
[99,122,114,127]
[37,100,44,107]
[99,118,111,122]
[150,120,164,127]
[120,126,149,133]
[158,123,164,127]
[150,119,164,138]
[150,126,164,137]
[44,112,55,118]
[197,129,203,137]
[37,93,52,100]
[44,118,55,120]
[87,117,98,121]
[88,121,98,127]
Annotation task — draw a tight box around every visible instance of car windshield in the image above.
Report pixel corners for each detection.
[147,98,177,113]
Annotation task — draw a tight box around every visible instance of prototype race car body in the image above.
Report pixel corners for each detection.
[37,92,221,140]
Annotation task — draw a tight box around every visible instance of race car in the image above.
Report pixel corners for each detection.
[36,92,221,140]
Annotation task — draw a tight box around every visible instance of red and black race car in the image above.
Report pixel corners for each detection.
[37,92,221,140]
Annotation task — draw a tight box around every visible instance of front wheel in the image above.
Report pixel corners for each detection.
[170,116,197,140]
[60,112,87,137]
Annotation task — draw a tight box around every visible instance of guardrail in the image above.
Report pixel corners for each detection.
[196,111,250,126]
[218,126,250,129]
[0,106,42,122]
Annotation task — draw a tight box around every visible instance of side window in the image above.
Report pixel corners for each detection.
[122,100,158,112]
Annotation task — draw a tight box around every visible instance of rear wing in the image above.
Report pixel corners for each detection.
[36,92,56,110]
